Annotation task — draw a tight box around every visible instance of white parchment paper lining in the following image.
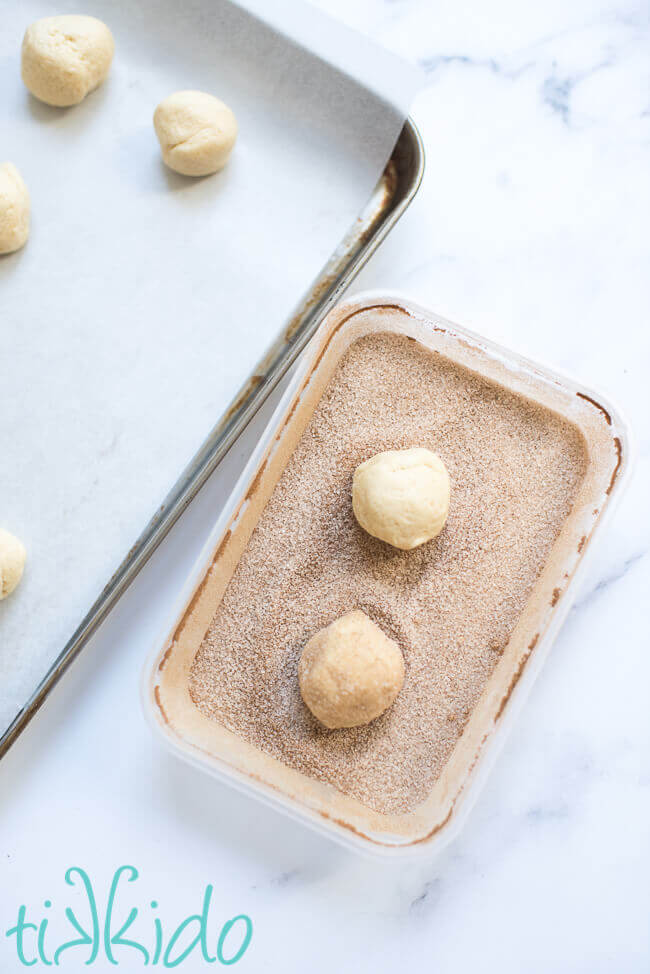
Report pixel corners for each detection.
[0,0,420,732]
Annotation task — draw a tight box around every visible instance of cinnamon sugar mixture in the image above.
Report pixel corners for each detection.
[190,334,586,815]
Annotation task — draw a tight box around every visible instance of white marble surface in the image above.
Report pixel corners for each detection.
[1,1,649,971]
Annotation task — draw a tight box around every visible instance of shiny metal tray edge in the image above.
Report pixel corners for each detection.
[0,118,424,760]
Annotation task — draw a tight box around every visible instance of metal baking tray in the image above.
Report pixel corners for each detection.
[143,293,630,857]
[0,120,423,760]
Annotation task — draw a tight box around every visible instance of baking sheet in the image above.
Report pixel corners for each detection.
[0,0,420,736]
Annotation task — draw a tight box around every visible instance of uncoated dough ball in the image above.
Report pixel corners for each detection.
[21,15,114,107]
[0,528,26,600]
[353,448,450,551]
[0,163,30,255]
[298,610,405,729]
[153,91,238,177]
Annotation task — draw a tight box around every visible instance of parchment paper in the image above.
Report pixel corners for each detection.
[0,0,419,735]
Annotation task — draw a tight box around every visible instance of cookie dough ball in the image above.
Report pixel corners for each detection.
[0,528,26,600]
[0,164,30,255]
[299,610,404,729]
[153,91,238,177]
[21,15,114,107]
[353,448,450,551]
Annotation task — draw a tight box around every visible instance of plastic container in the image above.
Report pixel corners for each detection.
[142,294,632,858]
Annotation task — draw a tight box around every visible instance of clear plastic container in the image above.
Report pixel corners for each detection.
[142,293,632,859]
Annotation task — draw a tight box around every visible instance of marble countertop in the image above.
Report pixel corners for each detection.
[1,1,648,971]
